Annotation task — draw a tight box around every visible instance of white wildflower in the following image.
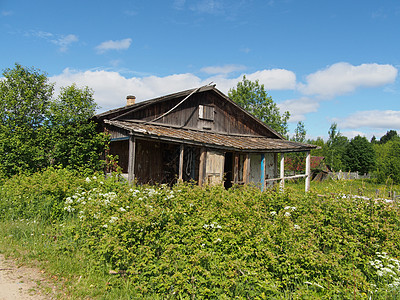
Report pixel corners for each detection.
[102,224,108,228]
[109,216,118,223]
[294,224,300,229]
[119,207,126,212]
[85,177,91,183]
[215,238,222,243]
[65,197,73,204]
[284,212,291,217]
[270,211,277,216]
[284,206,296,211]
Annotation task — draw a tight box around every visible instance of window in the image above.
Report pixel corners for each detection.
[199,105,214,121]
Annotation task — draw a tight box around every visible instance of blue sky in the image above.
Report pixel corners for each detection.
[1,0,399,140]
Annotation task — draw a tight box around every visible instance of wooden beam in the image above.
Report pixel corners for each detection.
[280,153,285,190]
[305,151,311,192]
[198,147,206,186]
[243,153,250,184]
[178,144,184,182]
[128,136,136,183]
[233,153,239,184]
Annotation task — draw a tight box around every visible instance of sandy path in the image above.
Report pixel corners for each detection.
[0,254,56,300]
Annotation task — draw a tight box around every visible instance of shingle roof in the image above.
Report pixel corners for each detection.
[105,120,317,153]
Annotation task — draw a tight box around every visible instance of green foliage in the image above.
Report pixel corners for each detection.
[324,123,349,172]
[379,130,399,144]
[0,64,54,176]
[293,121,306,143]
[0,168,85,222]
[344,135,375,174]
[3,170,400,298]
[308,136,325,157]
[228,76,290,136]
[0,63,54,129]
[374,139,400,184]
[0,64,107,176]
[47,84,108,172]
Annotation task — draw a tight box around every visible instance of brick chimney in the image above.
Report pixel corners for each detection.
[126,95,136,106]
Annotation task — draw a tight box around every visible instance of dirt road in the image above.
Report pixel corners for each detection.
[0,254,56,300]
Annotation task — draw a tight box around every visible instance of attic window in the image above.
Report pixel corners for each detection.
[199,105,214,121]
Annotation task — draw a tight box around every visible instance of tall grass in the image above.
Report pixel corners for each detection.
[1,169,400,299]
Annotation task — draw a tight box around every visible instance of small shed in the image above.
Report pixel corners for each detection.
[94,85,317,191]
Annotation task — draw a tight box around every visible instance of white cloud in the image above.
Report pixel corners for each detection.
[50,69,203,112]
[298,62,398,98]
[340,130,367,139]
[52,34,78,52]
[95,38,132,53]
[278,97,320,122]
[49,67,296,112]
[201,64,246,75]
[27,30,78,52]
[335,110,400,129]
[246,69,296,90]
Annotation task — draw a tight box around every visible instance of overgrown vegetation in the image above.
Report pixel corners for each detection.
[1,169,400,299]
[308,125,400,184]
[0,64,107,177]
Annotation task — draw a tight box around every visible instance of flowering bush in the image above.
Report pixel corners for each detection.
[2,170,400,298]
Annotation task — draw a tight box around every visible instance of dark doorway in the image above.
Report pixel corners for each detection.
[224,152,233,189]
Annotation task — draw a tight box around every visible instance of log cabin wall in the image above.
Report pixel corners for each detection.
[119,91,277,137]
[109,140,129,172]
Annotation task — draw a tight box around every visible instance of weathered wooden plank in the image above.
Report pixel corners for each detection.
[199,147,206,186]
[128,136,136,183]
[233,153,239,184]
[178,144,184,182]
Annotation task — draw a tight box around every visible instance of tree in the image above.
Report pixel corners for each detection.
[379,130,399,144]
[308,137,325,157]
[293,121,306,143]
[0,64,107,177]
[374,139,400,184]
[48,85,107,171]
[228,76,290,136]
[286,121,307,172]
[344,135,375,174]
[0,64,54,175]
[324,123,349,172]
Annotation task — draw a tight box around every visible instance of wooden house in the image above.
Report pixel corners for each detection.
[94,85,317,191]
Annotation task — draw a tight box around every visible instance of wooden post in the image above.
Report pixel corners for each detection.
[305,151,311,192]
[243,154,250,184]
[233,153,239,184]
[280,153,285,190]
[261,153,265,191]
[178,144,184,182]
[128,136,136,183]
[198,147,206,186]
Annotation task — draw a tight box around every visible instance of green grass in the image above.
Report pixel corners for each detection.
[286,177,400,200]
[1,169,400,299]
